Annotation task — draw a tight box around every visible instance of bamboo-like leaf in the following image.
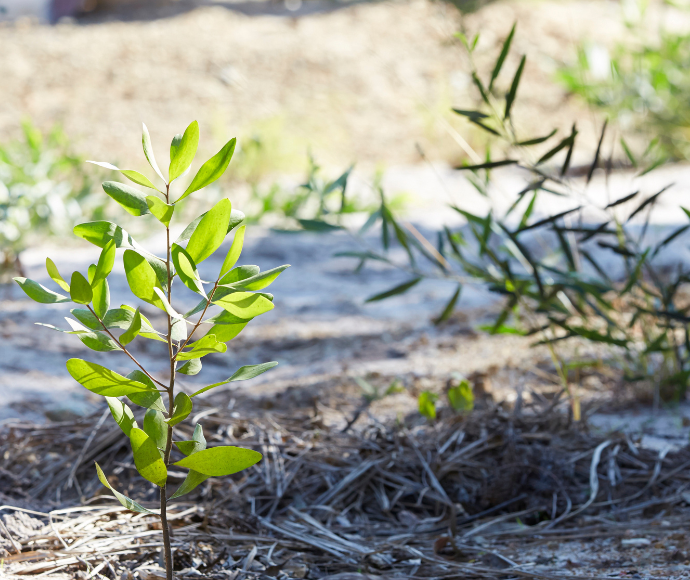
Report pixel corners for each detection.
[504,55,526,120]
[433,285,461,325]
[365,277,422,302]
[489,22,516,92]
[455,159,517,171]
[516,130,557,147]
[587,120,607,183]
[605,191,638,209]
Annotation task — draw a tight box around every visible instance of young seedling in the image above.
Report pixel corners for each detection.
[14,122,289,579]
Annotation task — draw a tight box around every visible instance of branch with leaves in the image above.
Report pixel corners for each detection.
[15,122,289,580]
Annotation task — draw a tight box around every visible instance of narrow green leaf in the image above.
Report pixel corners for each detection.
[123,250,165,310]
[120,308,142,346]
[516,129,557,147]
[212,291,274,319]
[220,225,245,277]
[190,362,278,397]
[171,244,205,296]
[366,278,422,302]
[504,55,526,120]
[152,288,184,320]
[15,277,71,304]
[95,463,156,514]
[130,427,168,487]
[66,359,157,397]
[605,191,638,209]
[86,161,160,191]
[93,240,116,285]
[221,265,290,292]
[166,392,192,426]
[186,198,232,264]
[173,446,262,476]
[489,23,516,92]
[106,397,138,436]
[204,322,248,344]
[178,358,202,376]
[433,285,461,325]
[455,159,517,171]
[70,272,93,305]
[102,181,150,217]
[169,120,199,182]
[169,470,209,500]
[92,278,110,319]
[177,334,227,361]
[297,219,342,232]
[46,258,70,292]
[177,138,236,202]
[146,196,174,227]
[142,123,165,183]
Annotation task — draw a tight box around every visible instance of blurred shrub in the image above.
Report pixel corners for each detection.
[558,2,690,160]
[0,121,100,274]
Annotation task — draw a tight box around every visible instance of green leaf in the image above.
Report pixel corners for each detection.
[178,358,202,376]
[516,129,557,147]
[66,359,157,397]
[448,380,474,412]
[143,409,168,451]
[46,258,70,292]
[175,424,206,456]
[93,240,116,285]
[297,219,342,232]
[126,371,166,412]
[366,277,422,302]
[169,470,209,500]
[130,427,168,487]
[15,277,71,304]
[92,278,110,319]
[142,123,165,183]
[455,159,517,171]
[177,138,236,202]
[177,334,227,361]
[220,225,246,277]
[191,362,278,397]
[186,198,232,264]
[106,397,138,436]
[504,55,526,120]
[146,196,174,227]
[95,463,156,514]
[123,250,165,310]
[102,181,150,217]
[173,446,262,476]
[86,161,160,191]
[204,322,248,343]
[212,291,274,319]
[169,120,199,182]
[166,392,192,427]
[219,265,259,286]
[206,310,253,325]
[489,22,516,92]
[120,308,142,346]
[177,209,245,245]
[70,272,93,305]
[221,265,290,291]
[418,391,438,420]
[153,288,184,320]
[171,244,205,296]
[433,285,461,325]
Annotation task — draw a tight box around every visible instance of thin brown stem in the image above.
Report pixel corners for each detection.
[87,305,167,389]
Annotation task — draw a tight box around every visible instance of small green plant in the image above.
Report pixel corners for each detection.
[447,376,474,413]
[0,120,100,275]
[418,391,439,420]
[14,122,289,580]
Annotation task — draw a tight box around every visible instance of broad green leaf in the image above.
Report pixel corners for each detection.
[120,308,141,346]
[153,287,184,319]
[212,291,274,319]
[175,424,206,456]
[95,463,156,514]
[146,196,174,227]
[92,278,110,319]
[15,277,70,304]
[418,391,438,420]
[204,322,248,343]
[171,243,205,296]
[206,310,254,325]
[93,240,116,285]
[86,161,160,191]
[221,265,290,291]
[366,278,422,302]
[171,318,187,342]
[177,334,227,361]
[106,397,138,436]
[73,307,161,338]
[126,371,167,412]
[166,392,192,426]
[219,265,259,286]
[178,358,202,376]
[142,123,165,183]
[102,181,150,216]
[66,359,157,396]
[123,250,165,310]
[46,258,70,292]
[448,380,474,412]
[173,445,262,476]
[130,427,168,487]
[176,209,245,244]
[169,470,209,500]
[220,225,245,277]
[169,120,199,182]
[186,198,232,264]
[177,138,236,203]
[143,409,168,451]
[70,272,93,305]
[191,362,278,397]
